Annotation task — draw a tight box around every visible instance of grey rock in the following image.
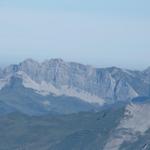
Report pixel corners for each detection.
[1,59,150,103]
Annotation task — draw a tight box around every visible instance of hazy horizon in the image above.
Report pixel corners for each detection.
[0,0,150,69]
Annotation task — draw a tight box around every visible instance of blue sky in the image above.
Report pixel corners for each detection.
[0,0,150,69]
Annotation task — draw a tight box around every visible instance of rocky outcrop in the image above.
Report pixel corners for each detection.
[0,59,150,104]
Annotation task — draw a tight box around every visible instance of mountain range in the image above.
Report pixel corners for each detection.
[0,58,149,114]
[0,58,150,150]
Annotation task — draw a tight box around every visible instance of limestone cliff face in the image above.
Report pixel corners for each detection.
[1,59,150,103]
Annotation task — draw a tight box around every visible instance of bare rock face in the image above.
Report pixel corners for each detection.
[0,59,150,104]
[143,66,150,83]
[104,98,150,150]
[144,66,150,74]
[0,68,3,78]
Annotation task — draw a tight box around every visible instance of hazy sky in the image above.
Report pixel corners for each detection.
[0,0,150,69]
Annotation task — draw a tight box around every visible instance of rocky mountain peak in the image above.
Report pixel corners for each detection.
[20,58,39,67]
[144,66,150,74]
[42,58,65,65]
[0,58,149,104]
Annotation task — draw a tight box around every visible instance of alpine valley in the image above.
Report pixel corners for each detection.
[0,58,150,150]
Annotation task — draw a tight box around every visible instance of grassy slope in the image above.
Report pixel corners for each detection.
[0,106,125,150]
